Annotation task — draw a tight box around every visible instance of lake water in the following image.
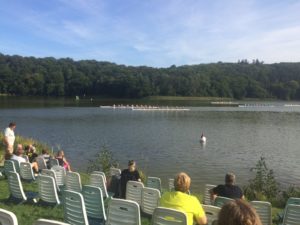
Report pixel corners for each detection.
[1,97,300,193]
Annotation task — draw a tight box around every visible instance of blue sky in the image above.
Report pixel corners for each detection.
[1,0,300,67]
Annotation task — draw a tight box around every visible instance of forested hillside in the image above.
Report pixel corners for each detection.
[1,53,300,100]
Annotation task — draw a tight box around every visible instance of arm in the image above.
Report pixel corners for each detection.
[210,188,217,202]
[195,215,207,225]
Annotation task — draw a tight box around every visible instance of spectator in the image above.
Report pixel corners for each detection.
[120,160,141,198]
[160,172,207,225]
[217,199,262,225]
[11,144,39,172]
[3,122,16,160]
[41,149,51,168]
[56,150,71,171]
[210,173,244,202]
[25,144,38,163]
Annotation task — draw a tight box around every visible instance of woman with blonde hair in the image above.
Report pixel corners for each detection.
[56,150,71,171]
[217,199,262,225]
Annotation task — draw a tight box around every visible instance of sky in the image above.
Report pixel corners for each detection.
[1,0,300,67]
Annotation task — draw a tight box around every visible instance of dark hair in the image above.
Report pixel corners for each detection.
[128,160,135,166]
[218,200,262,225]
[225,173,236,185]
[42,149,49,154]
[9,122,16,127]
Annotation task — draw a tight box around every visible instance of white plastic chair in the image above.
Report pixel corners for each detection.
[82,185,107,222]
[126,181,144,205]
[146,177,162,192]
[109,167,121,177]
[36,156,47,171]
[51,165,66,187]
[202,205,221,225]
[41,169,61,192]
[152,207,188,225]
[250,201,272,225]
[10,159,20,173]
[34,218,70,225]
[0,208,18,225]
[4,160,16,176]
[65,171,82,193]
[20,162,36,181]
[49,158,59,168]
[282,204,300,225]
[89,173,111,198]
[141,187,161,215]
[213,196,234,207]
[91,171,107,183]
[204,184,216,205]
[38,174,60,205]
[168,178,174,191]
[7,171,28,203]
[106,198,141,225]
[63,190,89,225]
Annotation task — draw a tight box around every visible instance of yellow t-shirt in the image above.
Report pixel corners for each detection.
[160,191,205,225]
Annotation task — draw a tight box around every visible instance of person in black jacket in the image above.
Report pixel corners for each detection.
[120,160,141,198]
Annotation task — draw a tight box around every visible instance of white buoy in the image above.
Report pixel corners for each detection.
[200,133,206,143]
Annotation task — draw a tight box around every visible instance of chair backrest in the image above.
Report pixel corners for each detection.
[20,162,35,181]
[65,171,82,193]
[152,207,188,225]
[204,184,216,205]
[41,169,60,192]
[36,156,47,171]
[63,190,89,225]
[89,173,108,198]
[38,174,60,205]
[49,158,59,168]
[82,185,107,220]
[7,171,27,202]
[10,159,20,173]
[202,205,221,225]
[4,160,16,175]
[106,198,141,225]
[0,208,18,225]
[286,197,300,206]
[168,178,174,191]
[282,204,300,225]
[250,201,272,225]
[141,187,161,215]
[126,181,144,205]
[91,171,107,183]
[34,218,70,225]
[110,167,121,177]
[213,196,234,207]
[146,177,162,192]
[51,165,66,186]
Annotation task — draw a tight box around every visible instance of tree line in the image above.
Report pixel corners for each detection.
[1,53,300,100]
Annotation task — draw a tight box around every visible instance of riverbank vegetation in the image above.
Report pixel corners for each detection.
[1,53,300,100]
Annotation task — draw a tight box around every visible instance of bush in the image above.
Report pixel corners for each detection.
[244,157,279,202]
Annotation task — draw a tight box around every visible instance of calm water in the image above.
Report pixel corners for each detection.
[1,97,300,193]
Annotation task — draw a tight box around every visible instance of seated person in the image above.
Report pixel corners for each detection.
[41,149,51,167]
[56,150,71,171]
[160,172,207,225]
[120,160,141,198]
[210,173,244,202]
[11,144,39,172]
[24,144,38,163]
[217,199,262,225]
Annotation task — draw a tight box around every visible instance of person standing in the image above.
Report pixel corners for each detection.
[3,122,16,159]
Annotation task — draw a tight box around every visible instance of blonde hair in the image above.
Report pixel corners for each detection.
[174,172,191,193]
[218,200,262,225]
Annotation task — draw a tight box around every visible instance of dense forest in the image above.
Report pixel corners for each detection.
[1,53,300,100]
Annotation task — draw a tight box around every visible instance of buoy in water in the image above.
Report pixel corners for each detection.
[200,133,206,143]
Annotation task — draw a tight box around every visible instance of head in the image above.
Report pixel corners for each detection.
[57,150,64,157]
[225,172,236,185]
[15,144,24,156]
[128,160,136,172]
[218,199,262,225]
[174,172,191,193]
[42,149,49,155]
[9,122,16,130]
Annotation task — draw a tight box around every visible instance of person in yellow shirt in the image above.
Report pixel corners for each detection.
[160,172,207,225]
